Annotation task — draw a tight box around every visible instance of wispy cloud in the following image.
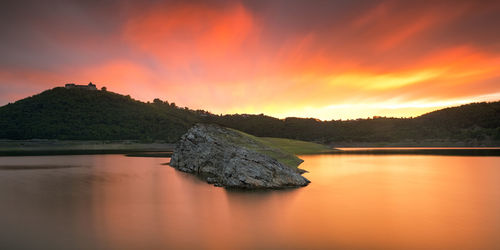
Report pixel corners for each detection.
[0,0,499,120]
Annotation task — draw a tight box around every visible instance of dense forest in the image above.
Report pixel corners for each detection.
[0,87,199,141]
[1,87,499,145]
[208,103,500,145]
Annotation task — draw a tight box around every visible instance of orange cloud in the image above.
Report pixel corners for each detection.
[1,1,500,120]
[123,3,255,68]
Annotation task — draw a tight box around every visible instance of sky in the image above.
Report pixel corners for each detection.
[1,0,500,120]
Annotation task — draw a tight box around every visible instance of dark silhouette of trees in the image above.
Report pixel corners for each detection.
[0,86,498,145]
[0,87,199,141]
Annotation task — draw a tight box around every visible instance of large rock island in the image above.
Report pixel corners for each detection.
[169,124,310,189]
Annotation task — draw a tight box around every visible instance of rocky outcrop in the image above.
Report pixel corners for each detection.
[169,124,310,189]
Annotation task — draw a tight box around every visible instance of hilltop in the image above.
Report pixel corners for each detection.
[0,86,499,146]
[0,87,200,141]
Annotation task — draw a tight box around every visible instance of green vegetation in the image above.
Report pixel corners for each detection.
[0,87,499,146]
[0,139,175,156]
[225,128,305,168]
[255,136,337,168]
[208,101,500,146]
[257,137,335,155]
[0,87,201,141]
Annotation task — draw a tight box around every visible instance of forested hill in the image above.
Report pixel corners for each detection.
[0,87,499,145]
[0,87,201,141]
[207,101,500,146]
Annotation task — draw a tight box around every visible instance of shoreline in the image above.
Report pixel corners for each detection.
[0,140,175,156]
[1,139,499,157]
[328,147,500,156]
[330,141,500,147]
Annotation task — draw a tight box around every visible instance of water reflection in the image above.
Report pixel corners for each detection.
[0,154,499,249]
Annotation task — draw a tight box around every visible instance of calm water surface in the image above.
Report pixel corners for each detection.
[0,154,499,249]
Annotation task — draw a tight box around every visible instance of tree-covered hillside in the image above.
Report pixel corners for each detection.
[0,87,200,141]
[1,87,499,145]
[207,102,500,145]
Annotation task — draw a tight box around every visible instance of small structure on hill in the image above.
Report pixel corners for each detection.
[65,82,97,90]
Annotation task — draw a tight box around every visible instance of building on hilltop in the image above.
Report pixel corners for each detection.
[65,82,97,90]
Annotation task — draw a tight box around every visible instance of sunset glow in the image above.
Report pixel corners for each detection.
[1,0,499,120]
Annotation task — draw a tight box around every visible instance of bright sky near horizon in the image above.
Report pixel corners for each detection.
[1,0,499,120]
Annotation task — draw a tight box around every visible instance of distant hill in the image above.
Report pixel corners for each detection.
[206,101,500,146]
[0,87,201,141]
[1,87,499,145]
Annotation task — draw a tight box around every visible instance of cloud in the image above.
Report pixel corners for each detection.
[0,0,499,120]
[123,2,256,70]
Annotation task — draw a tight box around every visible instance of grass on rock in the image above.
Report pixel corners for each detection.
[226,128,334,169]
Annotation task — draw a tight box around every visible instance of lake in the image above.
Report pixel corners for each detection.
[1,153,499,249]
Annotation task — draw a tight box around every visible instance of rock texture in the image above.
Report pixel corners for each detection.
[169,124,310,189]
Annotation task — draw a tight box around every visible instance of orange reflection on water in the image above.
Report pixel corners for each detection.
[1,154,499,249]
[86,154,500,249]
[294,155,500,249]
